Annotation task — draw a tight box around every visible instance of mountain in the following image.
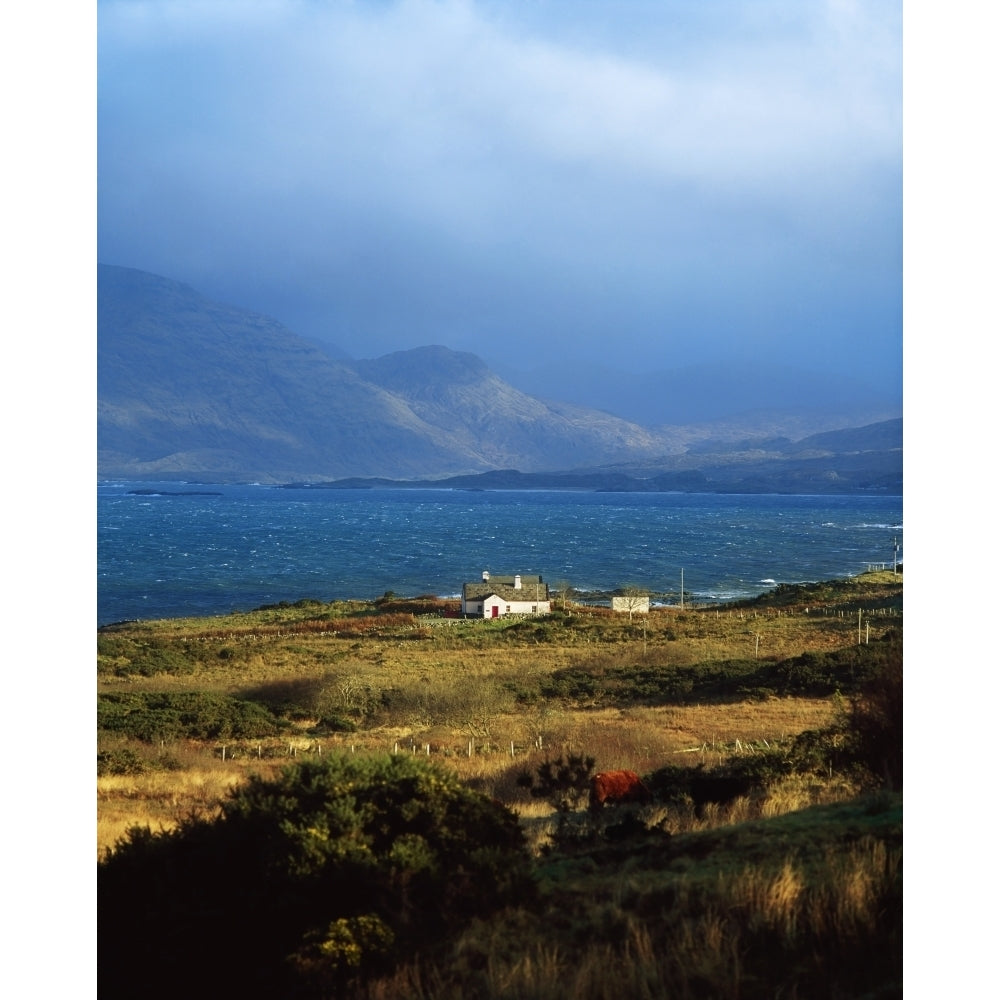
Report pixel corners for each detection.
[298,418,902,495]
[97,265,901,491]
[98,266,675,482]
[351,346,673,471]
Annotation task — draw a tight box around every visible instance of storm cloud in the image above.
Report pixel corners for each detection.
[98,0,901,387]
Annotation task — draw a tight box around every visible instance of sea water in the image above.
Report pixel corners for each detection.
[97,483,902,625]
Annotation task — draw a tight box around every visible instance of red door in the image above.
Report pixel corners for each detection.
[491,605,499,618]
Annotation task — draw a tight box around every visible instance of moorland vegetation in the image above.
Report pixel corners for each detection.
[98,571,902,999]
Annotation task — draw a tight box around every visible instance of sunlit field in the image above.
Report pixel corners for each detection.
[99,573,901,998]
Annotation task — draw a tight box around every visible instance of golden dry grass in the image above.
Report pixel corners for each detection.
[97,696,838,858]
[98,578,900,859]
[98,766,241,859]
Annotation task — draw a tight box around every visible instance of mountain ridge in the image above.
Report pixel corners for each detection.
[98,264,901,491]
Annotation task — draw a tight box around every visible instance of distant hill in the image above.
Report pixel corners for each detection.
[99,265,461,481]
[295,416,902,495]
[98,266,676,482]
[98,264,902,492]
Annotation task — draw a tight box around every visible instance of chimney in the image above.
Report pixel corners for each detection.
[514,575,521,590]
[482,570,490,582]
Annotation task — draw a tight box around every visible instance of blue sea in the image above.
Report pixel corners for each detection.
[97,483,903,625]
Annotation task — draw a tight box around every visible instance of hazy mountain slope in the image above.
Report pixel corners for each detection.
[98,266,676,481]
[98,266,474,480]
[786,418,903,455]
[536,417,902,494]
[315,413,903,495]
[351,346,669,471]
[97,265,902,488]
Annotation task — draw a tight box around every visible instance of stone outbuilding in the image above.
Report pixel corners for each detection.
[611,595,650,614]
[460,571,551,618]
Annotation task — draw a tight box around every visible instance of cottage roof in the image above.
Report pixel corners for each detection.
[480,574,543,586]
[462,574,549,603]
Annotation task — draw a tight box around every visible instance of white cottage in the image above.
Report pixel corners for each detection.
[460,571,551,619]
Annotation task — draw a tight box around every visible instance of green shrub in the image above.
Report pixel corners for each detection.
[97,747,184,776]
[517,753,596,813]
[97,691,282,742]
[97,635,199,676]
[524,640,902,710]
[842,644,903,788]
[770,644,903,787]
[97,747,149,776]
[99,755,534,998]
[309,714,358,734]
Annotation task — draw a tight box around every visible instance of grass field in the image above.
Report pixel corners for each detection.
[98,571,900,852]
[98,571,902,998]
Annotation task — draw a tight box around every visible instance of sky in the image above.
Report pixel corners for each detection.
[97,0,902,389]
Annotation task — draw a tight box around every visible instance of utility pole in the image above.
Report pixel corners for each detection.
[680,568,684,610]
[893,536,900,575]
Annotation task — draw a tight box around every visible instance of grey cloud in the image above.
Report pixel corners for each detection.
[98,0,901,382]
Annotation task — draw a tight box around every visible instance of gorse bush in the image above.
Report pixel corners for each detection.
[99,754,534,999]
[97,634,198,676]
[843,644,903,789]
[517,753,597,813]
[309,714,359,734]
[516,638,901,708]
[97,745,185,775]
[776,646,903,788]
[768,636,898,695]
[97,747,149,776]
[97,691,283,742]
